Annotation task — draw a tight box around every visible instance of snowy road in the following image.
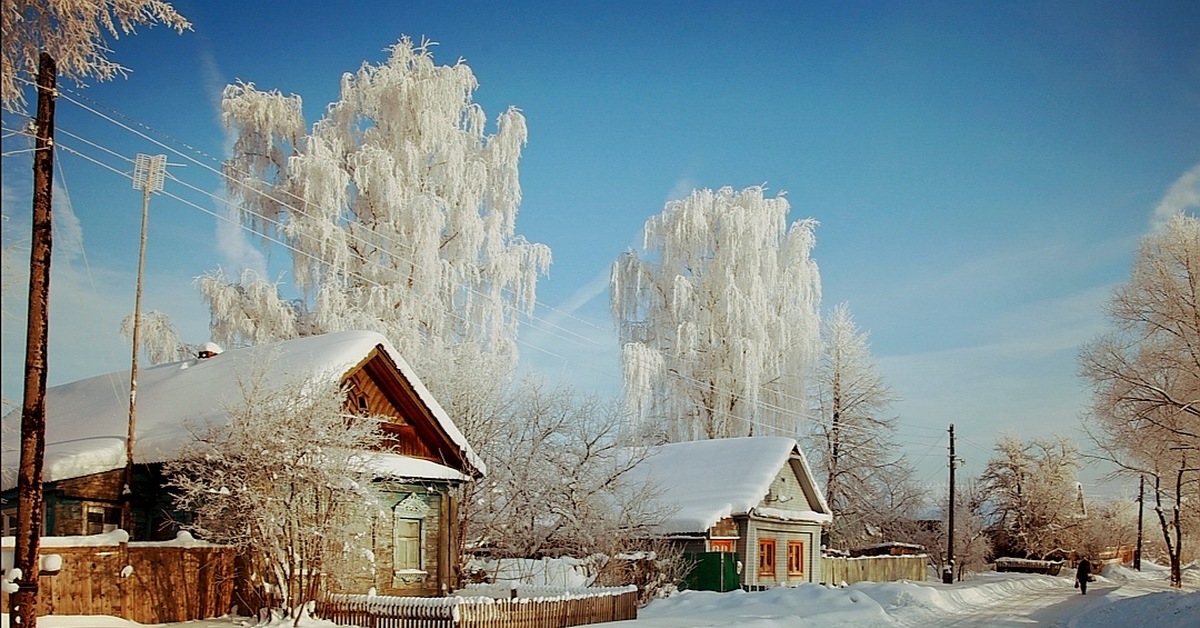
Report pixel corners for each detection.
[907,563,1198,628]
[912,577,1125,627]
[605,562,1199,627]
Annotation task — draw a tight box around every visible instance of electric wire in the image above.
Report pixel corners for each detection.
[45,90,951,449]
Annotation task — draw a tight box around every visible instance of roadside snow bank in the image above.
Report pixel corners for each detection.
[1061,590,1200,628]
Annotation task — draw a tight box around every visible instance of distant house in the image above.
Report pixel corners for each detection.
[0,330,484,596]
[627,436,832,589]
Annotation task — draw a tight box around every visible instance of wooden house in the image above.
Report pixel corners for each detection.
[0,330,484,597]
[628,436,832,589]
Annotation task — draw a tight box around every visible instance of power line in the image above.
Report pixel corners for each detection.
[43,90,957,449]
[55,88,609,355]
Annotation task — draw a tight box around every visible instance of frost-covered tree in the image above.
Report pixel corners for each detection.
[203,37,550,417]
[807,302,914,546]
[1075,497,1138,563]
[460,380,666,570]
[165,365,384,624]
[1079,211,1199,587]
[910,477,991,581]
[2,0,190,109]
[611,185,821,441]
[119,310,191,364]
[980,434,1083,559]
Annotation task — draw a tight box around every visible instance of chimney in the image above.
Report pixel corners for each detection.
[197,341,224,360]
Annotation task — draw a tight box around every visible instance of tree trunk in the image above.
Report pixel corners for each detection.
[1171,464,1183,588]
[1151,473,1182,588]
[12,51,56,628]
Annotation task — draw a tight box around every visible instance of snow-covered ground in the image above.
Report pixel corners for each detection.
[611,562,1198,628]
[3,562,1196,628]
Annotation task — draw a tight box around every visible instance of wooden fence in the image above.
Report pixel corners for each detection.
[0,540,235,623]
[316,586,638,628]
[994,557,1064,575]
[821,554,928,585]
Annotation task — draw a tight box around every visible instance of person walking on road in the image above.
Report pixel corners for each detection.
[1075,557,1092,595]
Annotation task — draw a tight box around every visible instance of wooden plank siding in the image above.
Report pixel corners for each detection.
[345,349,471,474]
[821,554,928,585]
[0,543,235,624]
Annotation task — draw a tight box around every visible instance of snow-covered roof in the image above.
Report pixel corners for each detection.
[628,436,831,535]
[0,330,483,490]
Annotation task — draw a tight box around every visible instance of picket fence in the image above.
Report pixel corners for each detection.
[316,585,638,628]
[821,554,928,585]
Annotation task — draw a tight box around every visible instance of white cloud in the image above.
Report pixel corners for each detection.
[50,180,85,264]
[1151,162,1200,229]
[665,176,698,205]
[213,193,267,277]
[1,255,210,413]
[551,268,610,319]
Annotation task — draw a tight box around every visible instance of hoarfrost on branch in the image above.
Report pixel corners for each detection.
[205,37,550,410]
[610,185,821,441]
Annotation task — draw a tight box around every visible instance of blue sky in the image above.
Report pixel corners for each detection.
[2,1,1198,497]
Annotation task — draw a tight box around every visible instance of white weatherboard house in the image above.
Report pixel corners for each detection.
[0,330,484,597]
[630,436,832,589]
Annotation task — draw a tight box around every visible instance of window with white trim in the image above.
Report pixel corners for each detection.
[85,503,121,535]
[392,493,430,577]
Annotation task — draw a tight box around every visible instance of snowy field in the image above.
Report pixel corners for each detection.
[3,562,1196,628]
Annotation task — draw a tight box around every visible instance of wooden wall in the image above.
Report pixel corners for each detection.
[0,542,235,624]
[821,554,928,585]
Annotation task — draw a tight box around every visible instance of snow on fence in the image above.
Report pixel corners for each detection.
[316,585,638,628]
[821,554,928,585]
[0,532,234,624]
[994,558,1064,575]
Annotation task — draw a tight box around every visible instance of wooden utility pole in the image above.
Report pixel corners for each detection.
[12,51,56,628]
[122,154,166,535]
[944,423,956,584]
[1134,475,1143,571]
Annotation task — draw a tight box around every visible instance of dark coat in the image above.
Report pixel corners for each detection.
[1076,559,1092,581]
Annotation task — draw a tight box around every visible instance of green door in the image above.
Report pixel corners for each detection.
[682,552,740,592]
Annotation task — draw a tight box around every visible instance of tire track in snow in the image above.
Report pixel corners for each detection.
[894,575,1078,627]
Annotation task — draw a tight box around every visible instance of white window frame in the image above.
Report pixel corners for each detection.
[83,502,121,535]
[392,493,430,582]
[1,508,17,536]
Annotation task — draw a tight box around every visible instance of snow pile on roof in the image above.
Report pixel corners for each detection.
[0,330,482,490]
[356,451,471,483]
[627,436,830,534]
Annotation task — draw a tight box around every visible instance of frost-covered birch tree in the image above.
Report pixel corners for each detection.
[980,434,1083,560]
[1079,211,1200,587]
[119,310,191,363]
[807,303,914,546]
[202,37,550,415]
[611,185,821,441]
[166,365,385,623]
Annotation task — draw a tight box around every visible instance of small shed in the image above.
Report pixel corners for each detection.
[849,542,927,558]
[626,436,832,589]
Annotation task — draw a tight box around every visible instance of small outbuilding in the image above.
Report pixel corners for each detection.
[627,436,832,589]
